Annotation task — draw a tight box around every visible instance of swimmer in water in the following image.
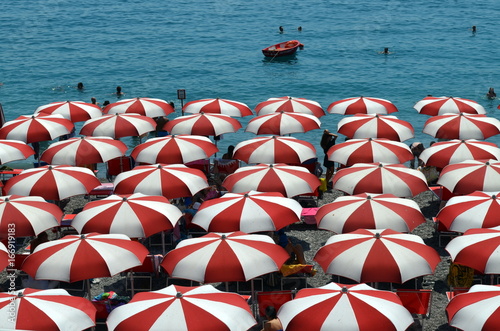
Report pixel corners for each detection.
[279,26,284,33]
[378,47,392,54]
[77,82,84,90]
[487,87,496,100]
[298,26,302,31]
[115,86,124,97]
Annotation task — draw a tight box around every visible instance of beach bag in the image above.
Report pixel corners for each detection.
[447,262,474,288]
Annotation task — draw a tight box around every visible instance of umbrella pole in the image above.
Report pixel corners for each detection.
[225,281,229,292]
[161,231,166,256]
[251,279,256,317]
[130,272,135,296]
[86,278,92,301]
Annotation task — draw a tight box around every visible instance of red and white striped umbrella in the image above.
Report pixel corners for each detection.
[316,193,425,233]
[446,284,500,330]
[314,229,441,283]
[161,231,289,283]
[245,112,321,135]
[130,135,218,165]
[0,139,35,164]
[0,114,74,143]
[103,97,174,118]
[222,163,321,197]
[183,98,253,117]
[3,165,101,201]
[71,193,182,238]
[327,96,399,115]
[22,233,149,282]
[437,159,500,195]
[436,191,500,232]
[255,96,325,117]
[414,96,486,116]
[113,164,209,199]
[35,101,102,123]
[0,242,8,271]
[423,113,500,140]
[278,282,413,331]
[332,163,429,198]
[337,114,414,141]
[192,191,302,233]
[419,139,500,169]
[80,113,157,139]
[107,284,256,331]
[164,113,242,136]
[0,195,62,238]
[233,136,316,164]
[40,136,128,166]
[0,288,96,331]
[327,138,414,166]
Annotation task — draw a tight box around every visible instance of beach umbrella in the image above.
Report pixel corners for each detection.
[222,163,321,197]
[422,113,500,140]
[161,231,289,283]
[130,135,218,165]
[327,96,399,115]
[113,164,209,199]
[0,242,8,271]
[71,193,182,238]
[315,193,425,233]
[332,162,429,198]
[191,191,302,233]
[419,139,500,169]
[3,165,101,201]
[446,284,500,330]
[183,98,253,117]
[414,96,486,116]
[277,282,413,331]
[0,114,74,143]
[103,97,174,118]
[327,138,414,166]
[0,195,62,238]
[245,112,321,135]
[0,140,35,164]
[40,136,128,166]
[80,113,157,139]
[164,113,241,136]
[314,229,441,283]
[0,288,96,331]
[436,191,500,232]
[34,100,102,123]
[233,136,316,164]
[106,284,256,331]
[254,96,325,117]
[437,159,500,195]
[337,114,414,141]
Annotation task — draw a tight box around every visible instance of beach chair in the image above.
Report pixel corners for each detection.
[185,159,211,176]
[125,254,163,295]
[432,217,459,247]
[106,156,134,181]
[395,289,432,329]
[256,290,295,317]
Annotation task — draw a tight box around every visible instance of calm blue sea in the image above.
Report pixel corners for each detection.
[1,0,499,168]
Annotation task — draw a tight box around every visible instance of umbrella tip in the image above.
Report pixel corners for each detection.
[17,292,24,298]
[374,232,381,239]
[80,234,86,239]
[486,161,490,166]
[378,163,383,168]
[366,195,372,200]
[176,292,183,298]
[492,195,497,199]
[122,197,128,202]
[221,234,227,240]
[157,164,162,169]
[341,286,349,293]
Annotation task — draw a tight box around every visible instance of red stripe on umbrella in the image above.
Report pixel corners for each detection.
[183,98,253,117]
[327,96,399,115]
[104,97,174,117]
[255,96,325,117]
[80,113,157,139]
[414,96,486,115]
[0,140,35,164]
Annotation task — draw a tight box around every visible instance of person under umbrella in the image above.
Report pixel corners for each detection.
[320,129,338,185]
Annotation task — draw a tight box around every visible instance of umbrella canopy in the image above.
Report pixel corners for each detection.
[278,282,413,331]
[80,113,157,139]
[419,139,500,169]
[103,97,175,118]
[327,96,399,115]
[161,231,289,283]
[0,288,96,331]
[332,162,429,198]
[130,135,218,165]
[446,284,500,331]
[191,191,302,233]
[183,98,253,117]
[0,195,62,238]
[35,101,102,123]
[22,233,149,282]
[40,136,128,166]
[316,193,425,233]
[423,113,500,140]
[337,114,414,141]
[0,242,8,271]
[414,96,486,116]
[222,163,321,197]
[0,114,74,143]
[233,136,316,164]
[113,164,209,199]
[255,96,325,117]
[107,284,256,331]
[164,113,242,136]
[314,229,441,283]
[245,112,321,135]
[437,159,500,195]
[71,193,182,238]
[327,138,414,166]
[3,165,101,201]
[0,140,35,164]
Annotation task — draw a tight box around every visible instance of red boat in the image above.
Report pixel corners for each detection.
[262,40,303,57]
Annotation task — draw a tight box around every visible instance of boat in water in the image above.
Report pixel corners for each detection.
[262,40,303,58]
